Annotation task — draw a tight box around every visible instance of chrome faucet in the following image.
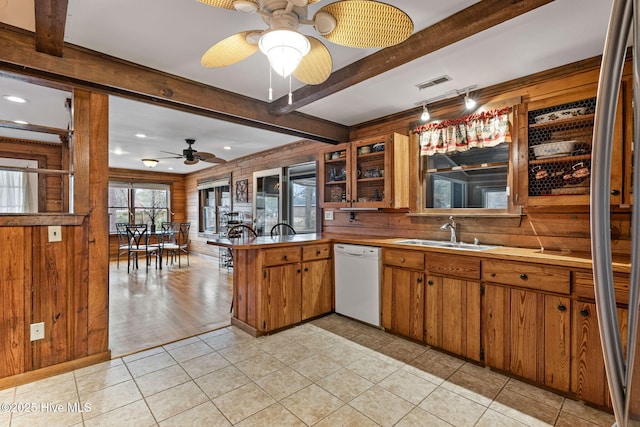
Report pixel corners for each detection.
[440,216,457,243]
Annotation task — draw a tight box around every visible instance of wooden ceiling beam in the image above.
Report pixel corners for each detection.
[0,24,349,144]
[34,0,68,57]
[270,0,557,115]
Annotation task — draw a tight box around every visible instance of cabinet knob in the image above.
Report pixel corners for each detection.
[297,269,301,273]
[427,280,434,286]
[399,257,405,263]
[519,273,528,281]
[490,273,496,278]
[417,278,423,283]
[283,255,288,261]
[610,189,620,195]
[580,309,590,317]
[316,249,321,255]
[557,304,567,312]
[304,267,308,272]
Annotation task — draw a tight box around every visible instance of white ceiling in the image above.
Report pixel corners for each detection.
[0,0,616,173]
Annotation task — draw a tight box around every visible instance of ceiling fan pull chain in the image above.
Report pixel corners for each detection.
[288,75,292,105]
[268,66,273,101]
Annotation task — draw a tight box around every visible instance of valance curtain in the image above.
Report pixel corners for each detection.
[415,107,512,156]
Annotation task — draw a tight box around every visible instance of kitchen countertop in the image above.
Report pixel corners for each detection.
[207,233,631,274]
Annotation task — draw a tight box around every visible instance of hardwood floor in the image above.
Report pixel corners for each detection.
[109,253,233,357]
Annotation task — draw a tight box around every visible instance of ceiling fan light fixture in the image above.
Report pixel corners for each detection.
[233,0,258,13]
[314,12,337,35]
[142,159,159,168]
[259,29,310,77]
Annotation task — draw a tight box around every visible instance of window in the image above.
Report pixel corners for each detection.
[108,183,170,232]
[288,163,316,233]
[0,158,38,213]
[197,178,230,234]
[423,143,510,210]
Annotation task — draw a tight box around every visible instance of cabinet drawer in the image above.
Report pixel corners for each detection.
[426,253,480,280]
[574,271,629,305]
[263,247,301,266]
[481,260,570,294]
[383,249,424,270]
[303,243,331,261]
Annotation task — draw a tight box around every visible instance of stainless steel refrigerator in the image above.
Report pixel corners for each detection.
[592,1,640,425]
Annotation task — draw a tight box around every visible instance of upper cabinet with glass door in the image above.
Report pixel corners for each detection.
[319,133,409,209]
[516,88,625,207]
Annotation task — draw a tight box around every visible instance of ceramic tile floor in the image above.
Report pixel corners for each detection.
[0,314,616,427]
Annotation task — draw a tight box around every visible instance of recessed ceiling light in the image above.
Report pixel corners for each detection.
[135,133,147,138]
[168,167,174,170]
[3,95,27,103]
[111,148,125,155]
[13,120,29,125]
[223,146,231,150]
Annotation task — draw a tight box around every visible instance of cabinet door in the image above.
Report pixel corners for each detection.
[426,275,480,361]
[319,143,350,208]
[482,285,570,392]
[572,301,628,408]
[382,266,424,341]
[301,259,332,320]
[481,284,510,371]
[262,263,301,331]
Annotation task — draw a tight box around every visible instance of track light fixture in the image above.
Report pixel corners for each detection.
[420,104,430,122]
[415,84,477,116]
[464,89,477,110]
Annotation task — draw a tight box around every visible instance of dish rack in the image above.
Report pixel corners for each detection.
[527,97,596,197]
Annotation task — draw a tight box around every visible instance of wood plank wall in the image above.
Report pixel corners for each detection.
[0,89,110,387]
[0,136,66,212]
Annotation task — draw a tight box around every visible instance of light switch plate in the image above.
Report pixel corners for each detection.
[324,211,334,221]
[30,322,45,341]
[48,225,62,242]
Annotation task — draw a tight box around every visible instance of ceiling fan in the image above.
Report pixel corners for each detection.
[159,139,227,165]
[198,0,414,89]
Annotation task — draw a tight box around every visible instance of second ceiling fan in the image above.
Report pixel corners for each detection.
[198,0,414,89]
[159,139,227,165]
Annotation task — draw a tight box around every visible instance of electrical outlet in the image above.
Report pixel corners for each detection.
[324,211,334,221]
[30,322,45,341]
[48,225,62,242]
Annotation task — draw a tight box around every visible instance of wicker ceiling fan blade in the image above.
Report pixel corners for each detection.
[315,0,413,48]
[201,156,227,164]
[197,0,254,10]
[201,31,261,67]
[293,37,332,85]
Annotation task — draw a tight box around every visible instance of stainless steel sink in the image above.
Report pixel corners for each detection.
[394,239,500,251]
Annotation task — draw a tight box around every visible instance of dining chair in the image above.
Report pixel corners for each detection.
[125,224,159,272]
[270,222,296,237]
[159,221,179,266]
[115,222,130,268]
[176,222,191,267]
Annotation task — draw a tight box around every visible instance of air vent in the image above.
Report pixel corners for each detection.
[416,75,452,90]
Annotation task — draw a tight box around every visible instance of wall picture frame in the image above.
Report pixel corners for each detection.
[235,178,248,203]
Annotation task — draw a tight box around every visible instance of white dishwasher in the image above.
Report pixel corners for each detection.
[333,244,382,327]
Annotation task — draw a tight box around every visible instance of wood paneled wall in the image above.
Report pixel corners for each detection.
[0,136,66,212]
[0,89,110,388]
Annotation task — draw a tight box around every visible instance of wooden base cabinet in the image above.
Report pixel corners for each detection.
[233,242,333,334]
[481,284,571,392]
[571,301,628,408]
[381,249,425,341]
[301,244,332,320]
[425,275,481,361]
